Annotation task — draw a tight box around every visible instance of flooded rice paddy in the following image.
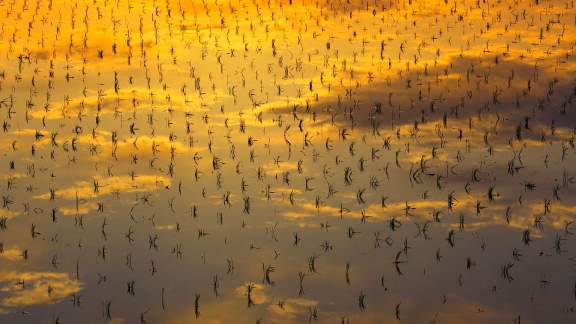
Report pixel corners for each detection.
[0,0,576,323]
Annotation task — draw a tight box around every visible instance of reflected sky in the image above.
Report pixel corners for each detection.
[0,0,575,323]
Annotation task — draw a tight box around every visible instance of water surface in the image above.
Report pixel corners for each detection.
[0,0,575,323]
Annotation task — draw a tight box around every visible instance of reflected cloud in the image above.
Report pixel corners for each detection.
[0,271,82,308]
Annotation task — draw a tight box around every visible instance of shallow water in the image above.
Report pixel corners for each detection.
[0,0,575,323]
